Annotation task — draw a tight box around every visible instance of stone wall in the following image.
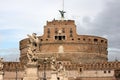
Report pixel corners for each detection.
[2,61,120,80]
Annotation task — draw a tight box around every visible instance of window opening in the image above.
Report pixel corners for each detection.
[55,36,65,40]
[94,39,98,42]
[59,36,62,40]
[78,38,80,40]
[104,71,106,73]
[70,28,73,33]
[108,70,111,73]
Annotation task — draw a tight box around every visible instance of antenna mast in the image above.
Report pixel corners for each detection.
[62,0,64,11]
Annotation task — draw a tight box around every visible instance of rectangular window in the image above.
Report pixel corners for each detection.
[55,36,58,40]
[108,70,111,73]
[70,28,73,33]
[55,36,65,40]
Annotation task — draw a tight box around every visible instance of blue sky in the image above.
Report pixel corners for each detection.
[0,0,120,61]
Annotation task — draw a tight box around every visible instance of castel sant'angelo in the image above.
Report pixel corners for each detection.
[0,9,120,80]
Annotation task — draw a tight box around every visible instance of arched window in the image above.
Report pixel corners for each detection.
[94,39,98,42]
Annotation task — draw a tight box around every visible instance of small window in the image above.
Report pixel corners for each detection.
[105,41,107,44]
[88,39,91,41]
[58,36,62,40]
[83,38,86,41]
[101,40,104,43]
[70,28,73,33]
[55,36,58,40]
[46,39,48,41]
[80,68,82,72]
[104,71,106,73]
[78,38,80,40]
[94,39,98,42]
[72,38,74,40]
[108,70,111,73]
[41,39,43,41]
[57,77,60,80]
[63,36,65,40]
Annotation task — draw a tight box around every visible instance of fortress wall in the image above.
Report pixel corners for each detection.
[20,36,107,64]
[19,20,108,64]
[3,62,120,80]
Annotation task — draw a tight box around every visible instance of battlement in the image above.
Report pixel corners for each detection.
[3,62,24,71]
[3,61,120,72]
[46,20,75,26]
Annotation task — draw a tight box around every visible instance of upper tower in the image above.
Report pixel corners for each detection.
[43,20,77,42]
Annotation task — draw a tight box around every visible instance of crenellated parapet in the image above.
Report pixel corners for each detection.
[46,20,75,25]
[77,61,120,71]
[3,62,24,71]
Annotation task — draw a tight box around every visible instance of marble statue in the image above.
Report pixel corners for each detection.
[50,57,65,73]
[50,57,57,71]
[27,46,38,63]
[0,58,3,70]
[27,33,40,51]
[50,57,67,80]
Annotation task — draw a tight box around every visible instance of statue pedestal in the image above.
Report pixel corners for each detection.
[58,73,68,80]
[50,71,58,80]
[50,71,68,80]
[23,62,39,80]
[0,71,4,80]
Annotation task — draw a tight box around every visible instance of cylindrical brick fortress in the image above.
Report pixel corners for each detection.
[19,20,108,64]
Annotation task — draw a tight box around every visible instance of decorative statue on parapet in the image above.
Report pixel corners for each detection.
[27,46,38,63]
[0,58,4,71]
[27,33,40,52]
[50,57,66,74]
[59,10,66,19]
[27,33,40,63]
